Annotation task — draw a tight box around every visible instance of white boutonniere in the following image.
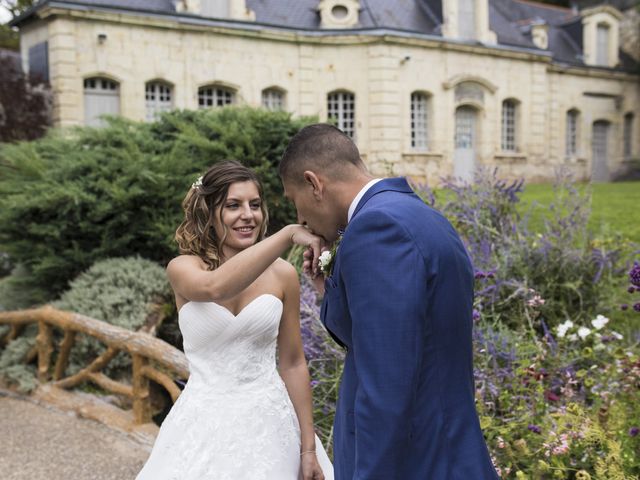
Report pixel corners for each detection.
[319,236,342,276]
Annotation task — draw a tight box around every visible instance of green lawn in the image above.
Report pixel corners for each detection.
[518,182,640,243]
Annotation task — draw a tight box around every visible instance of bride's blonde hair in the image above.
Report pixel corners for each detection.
[175,161,269,270]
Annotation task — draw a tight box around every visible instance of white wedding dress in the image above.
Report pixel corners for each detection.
[136,294,334,480]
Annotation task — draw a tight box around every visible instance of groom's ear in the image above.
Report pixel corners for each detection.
[303,170,324,200]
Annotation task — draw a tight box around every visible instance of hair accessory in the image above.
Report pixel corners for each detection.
[192,175,203,189]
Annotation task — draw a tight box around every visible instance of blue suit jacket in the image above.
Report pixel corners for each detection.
[320,178,498,479]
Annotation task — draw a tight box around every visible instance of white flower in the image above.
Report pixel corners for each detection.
[591,314,609,330]
[611,331,624,340]
[318,250,332,272]
[556,320,574,338]
[577,326,591,340]
[192,175,203,189]
[568,334,578,341]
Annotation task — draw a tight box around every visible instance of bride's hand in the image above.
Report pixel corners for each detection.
[300,453,325,480]
[287,225,328,276]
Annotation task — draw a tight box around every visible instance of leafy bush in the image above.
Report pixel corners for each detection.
[0,324,38,392]
[0,107,309,301]
[474,316,639,478]
[0,257,171,390]
[414,169,623,330]
[52,256,171,376]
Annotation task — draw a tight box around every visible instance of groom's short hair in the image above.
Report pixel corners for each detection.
[279,123,365,184]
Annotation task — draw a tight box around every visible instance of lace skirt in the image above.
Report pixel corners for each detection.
[136,376,333,480]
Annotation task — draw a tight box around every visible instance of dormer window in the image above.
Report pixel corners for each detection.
[318,0,360,29]
[581,5,622,68]
[441,0,496,44]
[176,0,255,21]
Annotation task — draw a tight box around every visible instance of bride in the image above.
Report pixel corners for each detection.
[136,160,333,480]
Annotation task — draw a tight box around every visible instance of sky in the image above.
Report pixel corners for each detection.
[1,6,12,24]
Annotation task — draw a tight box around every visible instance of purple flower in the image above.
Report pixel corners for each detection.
[630,263,640,287]
[630,427,639,437]
[634,303,640,313]
[310,380,319,388]
[621,304,629,311]
[628,286,636,294]
[475,271,486,280]
[528,424,542,434]
[472,309,481,322]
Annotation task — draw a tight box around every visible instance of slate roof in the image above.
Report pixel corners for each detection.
[10,0,639,72]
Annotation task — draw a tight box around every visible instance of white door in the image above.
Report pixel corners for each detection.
[591,121,610,182]
[454,106,477,182]
[84,78,120,127]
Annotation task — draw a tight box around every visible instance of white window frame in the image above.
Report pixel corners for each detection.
[566,109,579,157]
[262,88,285,111]
[327,91,355,138]
[596,23,610,66]
[198,85,235,108]
[410,92,429,151]
[501,99,518,152]
[145,81,173,121]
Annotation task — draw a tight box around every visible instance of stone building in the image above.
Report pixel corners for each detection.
[10,0,640,183]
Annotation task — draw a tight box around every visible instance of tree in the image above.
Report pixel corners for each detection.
[0,23,18,50]
[0,51,52,142]
[1,0,36,19]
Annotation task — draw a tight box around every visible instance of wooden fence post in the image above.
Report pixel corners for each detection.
[132,354,152,424]
[36,319,53,382]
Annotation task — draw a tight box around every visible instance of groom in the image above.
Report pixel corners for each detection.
[280,124,498,479]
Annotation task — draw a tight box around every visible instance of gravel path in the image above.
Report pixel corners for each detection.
[0,393,151,480]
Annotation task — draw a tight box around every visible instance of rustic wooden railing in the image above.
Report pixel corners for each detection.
[0,306,189,425]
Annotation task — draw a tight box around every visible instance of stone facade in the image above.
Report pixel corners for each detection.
[13,0,640,183]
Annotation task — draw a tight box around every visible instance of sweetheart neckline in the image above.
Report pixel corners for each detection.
[178,293,282,318]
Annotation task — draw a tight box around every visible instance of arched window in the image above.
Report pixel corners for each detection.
[261,87,285,111]
[410,91,430,150]
[145,81,173,121]
[624,112,634,159]
[84,77,120,127]
[566,109,580,157]
[198,85,235,108]
[501,99,519,152]
[327,90,355,138]
[596,23,610,66]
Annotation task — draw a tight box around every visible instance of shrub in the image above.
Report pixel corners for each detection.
[414,169,623,330]
[52,256,172,376]
[0,324,38,392]
[0,107,309,301]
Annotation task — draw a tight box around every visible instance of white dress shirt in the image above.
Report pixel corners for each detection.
[347,178,383,223]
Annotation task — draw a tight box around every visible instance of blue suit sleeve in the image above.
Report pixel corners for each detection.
[340,209,428,479]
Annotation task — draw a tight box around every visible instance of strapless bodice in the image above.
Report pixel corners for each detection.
[178,293,284,390]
